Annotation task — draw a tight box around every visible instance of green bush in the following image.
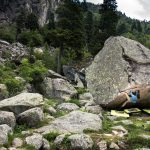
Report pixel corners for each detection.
[4,78,24,96]
[0,29,15,43]
[18,31,43,47]
[19,59,47,84]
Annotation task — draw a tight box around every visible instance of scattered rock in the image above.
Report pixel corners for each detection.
[0,124,12,145]
[109,142,120,150]
[79,93,93,101]
[43,138,50,150]
[107,116,118,121]
[68,134,93,150]
[54,134,67,145]
[120,120,133,125]
[37,110,102,134]
[17,107,44,127]
[12,138,23,148]
[139,134,150,139]
[0,84,8,100]
[47,106,57,115]
[86,36,150,108]
[25,134,43,150]
[0,111,16,128]
[85,105,102,114]
[57,103,79,112]
[0,93,44,115]
[111,126,128,137]
[41,78,77,100]
[97,140,107,150]
[47,69,66,80]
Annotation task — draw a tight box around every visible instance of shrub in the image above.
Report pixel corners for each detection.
[19,59,47,84]
[18,31,43,47]
[0,29,15,43]
[4,78,24,96]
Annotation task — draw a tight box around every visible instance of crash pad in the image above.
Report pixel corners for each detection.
[124,108,141,114]
[111,110,129,118]
[143,109,150,114]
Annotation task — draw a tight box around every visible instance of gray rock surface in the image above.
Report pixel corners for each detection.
[86,36,150,107]
[47,106,57,115]
[17,107,44,127]
[12,138,23,148]
[25,134,43,150]
[0,84,8,100]
[37,110,102,134]
[57,103,79,112]
[0,111,16,128]
[97,140,107,150]
[79,93,93,101]
[0,93,43,115]
[0,124,12,145]
[54,134,67,145]
[85,105,102,114]
[41,78,77,100]
[0,0,60,26]
[109,142,120,150]
[68,134,93,150]
[0,41,28,64]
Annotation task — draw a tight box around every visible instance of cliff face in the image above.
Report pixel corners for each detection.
[0,0,60,26]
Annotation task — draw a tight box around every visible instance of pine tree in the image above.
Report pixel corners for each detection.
[25,13,39,31]
[47,0,85,73]
[99,0,118,39]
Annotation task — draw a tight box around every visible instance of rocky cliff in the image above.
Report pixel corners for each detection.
[0,0,60,26]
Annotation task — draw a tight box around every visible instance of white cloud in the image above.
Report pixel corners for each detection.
[86,0,150,21]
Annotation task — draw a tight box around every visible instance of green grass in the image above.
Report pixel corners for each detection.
[69,98,81,107]
[75,87,87,94]
[44,132,59,142]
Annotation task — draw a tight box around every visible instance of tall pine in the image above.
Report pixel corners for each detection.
[99,0,118,40]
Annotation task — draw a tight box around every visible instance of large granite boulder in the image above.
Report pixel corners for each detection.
[0,93,43,115]
[86,36,150,108]
[37,110,102,134]
[41,78,77,100]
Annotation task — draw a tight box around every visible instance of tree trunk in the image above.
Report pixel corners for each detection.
[57,44,63,74]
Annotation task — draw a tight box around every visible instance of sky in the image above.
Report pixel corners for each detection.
[87,0,150,21]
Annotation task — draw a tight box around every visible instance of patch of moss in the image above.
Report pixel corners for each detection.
[43,132,59,142]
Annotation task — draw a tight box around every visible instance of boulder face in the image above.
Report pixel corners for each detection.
[0,93,43,115]
[0,0,60,26]
[86,36,150,106]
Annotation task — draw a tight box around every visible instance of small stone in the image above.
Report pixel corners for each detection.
[17,107,44,127]
[47,106,57,115]
[57,103,79,112]
[121,120,133,125]
[54,134,66,145]
[0,111,16,128]
[68,134,93,150]
[111,125,128,137]
[97,140,107,150]
[85,105,102,114]
[43,138,50,150]
[25,134,43,150]
[109,142,120,149]
[12,138,23,148]
[79,93,93,101]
